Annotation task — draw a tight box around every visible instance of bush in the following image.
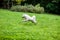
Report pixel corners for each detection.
[34,4,44,13]
[24,4,35,13]
[10,5,27,12]
[10,4,44,13]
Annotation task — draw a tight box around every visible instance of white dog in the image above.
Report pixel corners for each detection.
[22,14,37,24]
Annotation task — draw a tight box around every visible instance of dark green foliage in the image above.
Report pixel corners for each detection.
[0,0,60,14]
[10,4,44,13]
[45,2,60,14]
[21,0,60,14]
[46,3,56,12]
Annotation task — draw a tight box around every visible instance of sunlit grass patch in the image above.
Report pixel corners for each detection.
[0,9,60,40]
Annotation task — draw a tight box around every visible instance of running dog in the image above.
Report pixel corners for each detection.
[22,14,37,24]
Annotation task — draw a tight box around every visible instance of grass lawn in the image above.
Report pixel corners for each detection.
[0,9,60,40]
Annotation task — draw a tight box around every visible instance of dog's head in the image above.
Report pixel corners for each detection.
[22,14,29,18]
[22,14,29,19]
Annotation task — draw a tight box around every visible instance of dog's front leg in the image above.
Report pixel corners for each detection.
[22,19,29,22]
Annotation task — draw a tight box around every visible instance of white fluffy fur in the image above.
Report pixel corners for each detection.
[22,14,37,24]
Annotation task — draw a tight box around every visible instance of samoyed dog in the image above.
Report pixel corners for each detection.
[22,14,37,24]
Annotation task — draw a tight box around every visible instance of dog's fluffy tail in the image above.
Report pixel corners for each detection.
[32,16,36,20]
[32,16,37,23]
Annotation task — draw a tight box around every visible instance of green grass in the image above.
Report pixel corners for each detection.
[0,9,60,40]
